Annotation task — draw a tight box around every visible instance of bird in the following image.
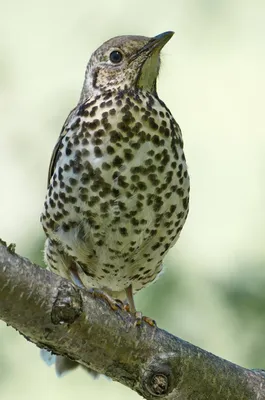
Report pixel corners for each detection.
[41,31,190,374]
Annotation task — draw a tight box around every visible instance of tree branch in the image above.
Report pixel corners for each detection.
[0,240,264,399]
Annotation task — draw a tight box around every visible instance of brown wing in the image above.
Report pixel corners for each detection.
[47,108,76,188]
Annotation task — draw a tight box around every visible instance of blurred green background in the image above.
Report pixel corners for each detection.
[1,0,265,398]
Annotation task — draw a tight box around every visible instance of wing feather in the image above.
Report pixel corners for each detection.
[47,107,76,188]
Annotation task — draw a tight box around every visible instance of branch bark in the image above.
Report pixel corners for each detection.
[0,240,264,399]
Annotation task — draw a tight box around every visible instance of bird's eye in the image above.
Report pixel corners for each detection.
[109,50,123,64]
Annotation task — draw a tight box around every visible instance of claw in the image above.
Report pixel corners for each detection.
[88,288,123,311]
[123,303,156,327]
[134,311,143,327]
[114,298,125,308]
[134,311,156,327]
[142,316,157,327]
[123,303,130,313]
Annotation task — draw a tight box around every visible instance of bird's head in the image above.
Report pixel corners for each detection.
[80,31,174,101]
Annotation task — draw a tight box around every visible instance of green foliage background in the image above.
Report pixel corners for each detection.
[1,1,265,399]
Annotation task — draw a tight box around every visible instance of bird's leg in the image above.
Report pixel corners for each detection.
[69,262,122,311]
[125,284,156,327]
[69,263,85,288]
[88,288,123,311]
[125,284,141,321]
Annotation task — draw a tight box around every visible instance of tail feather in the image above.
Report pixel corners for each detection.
[40,349,99,378]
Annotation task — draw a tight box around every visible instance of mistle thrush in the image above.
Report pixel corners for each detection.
[41,30,190,343]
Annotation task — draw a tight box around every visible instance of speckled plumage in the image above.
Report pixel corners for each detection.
[41,31,190,315]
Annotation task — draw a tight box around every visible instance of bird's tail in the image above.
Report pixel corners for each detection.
[40,349,99,378]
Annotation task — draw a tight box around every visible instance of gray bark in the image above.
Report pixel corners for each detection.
[0,240,264,399]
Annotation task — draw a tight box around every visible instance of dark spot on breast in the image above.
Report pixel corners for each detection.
[94,146,103,158]
[182,197,189,210]
[151,135,160,146]
[81,147,89,157]
[102,162,111,170]
[106,99,113,107]
[73,136,80,146]
[137,181,147,191]
[136,201,143,209]
[106,145,114,155]
[123,148,133,161]
[132,122,142,133]
[111,188,120,197]
[79,193,88,201]
[148,117,158,130]
[65,185,72,193]
[89,119,100,130]
[68,195,76,204]
[122,111,135,125]
[130,141,141,150]
[92,137,103,146]
[176,188,184,197]
[87,98,98,115]
[148,174,160,186]
[112,155,123,168]
[88,196,100,207]
[110,130,122,143]
[117,175,129,188]
[131,217,139,226]
[100,202,109,212]
[49,198,55,208]
[119,227,128,236]
[131,174,140,183]
[117,121,129,132]
[69,178,77,186]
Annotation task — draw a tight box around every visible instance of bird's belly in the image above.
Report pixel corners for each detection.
[47,151,188,292]
[55,189,187,293]
[41,95,190,292]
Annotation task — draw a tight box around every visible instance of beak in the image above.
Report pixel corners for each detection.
[130,31,174,62]
[147,31,175,53]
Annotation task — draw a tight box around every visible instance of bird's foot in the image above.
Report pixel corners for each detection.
[134,311,156,327]
[123,304,156,327]
[88,288,123,311]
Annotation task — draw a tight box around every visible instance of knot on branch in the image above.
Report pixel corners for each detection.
[147,374,169,396]
[142,356,175,397]
[51,280,83,325]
